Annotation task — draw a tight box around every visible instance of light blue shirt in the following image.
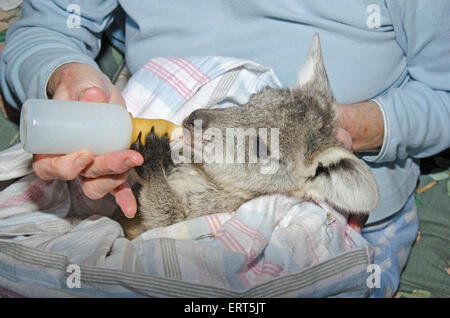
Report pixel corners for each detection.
[1,0,449,223]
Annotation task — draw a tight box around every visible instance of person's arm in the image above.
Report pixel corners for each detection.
[0,1,144,218]
[0,0,119,107]
[338,0,450,161]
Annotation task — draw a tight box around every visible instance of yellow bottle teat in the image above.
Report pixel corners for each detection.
[129,115,184,147]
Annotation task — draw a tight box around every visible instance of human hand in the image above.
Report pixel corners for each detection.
[46,62,126,107]
[32,63,143,218]
[336,101,384,152]
[335,101,384,233]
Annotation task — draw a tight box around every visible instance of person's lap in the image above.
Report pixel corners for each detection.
[362,193,419,298]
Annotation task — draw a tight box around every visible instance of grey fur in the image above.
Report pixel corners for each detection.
[119,34,379,239]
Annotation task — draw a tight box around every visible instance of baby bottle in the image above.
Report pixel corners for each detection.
[20,99,182,155]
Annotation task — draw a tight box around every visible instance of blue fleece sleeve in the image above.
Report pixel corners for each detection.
[365,0,450,163]
[0,0,119,109]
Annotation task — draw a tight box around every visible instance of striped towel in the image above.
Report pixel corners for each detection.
[0,56,374,297]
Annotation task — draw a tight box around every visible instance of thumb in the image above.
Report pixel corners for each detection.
[336,126,353,151]
[78,86,109,103]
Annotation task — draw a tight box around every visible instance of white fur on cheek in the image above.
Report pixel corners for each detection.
[167,165,215,203]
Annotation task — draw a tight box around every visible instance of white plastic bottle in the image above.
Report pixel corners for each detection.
[20,99,182,155]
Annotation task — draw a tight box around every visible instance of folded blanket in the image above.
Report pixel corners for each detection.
[0,56,374,297]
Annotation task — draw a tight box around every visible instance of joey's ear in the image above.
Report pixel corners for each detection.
[303,147,379,214]
[296,33,333,97]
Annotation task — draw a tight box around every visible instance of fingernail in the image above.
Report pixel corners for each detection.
[75,152,92,168]
[125,157,141,168]
[119,196,136,218]
[124,209,136,219]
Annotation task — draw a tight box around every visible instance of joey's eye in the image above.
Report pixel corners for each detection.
[253,136,269,158]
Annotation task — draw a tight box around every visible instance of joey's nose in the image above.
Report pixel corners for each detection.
[183,109,211,131]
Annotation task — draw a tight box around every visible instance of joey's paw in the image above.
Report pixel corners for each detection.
[118,214,147,240]
[143,128,173,169]
[131,128,173,178]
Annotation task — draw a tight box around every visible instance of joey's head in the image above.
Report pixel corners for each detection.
[180,34,379,214]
